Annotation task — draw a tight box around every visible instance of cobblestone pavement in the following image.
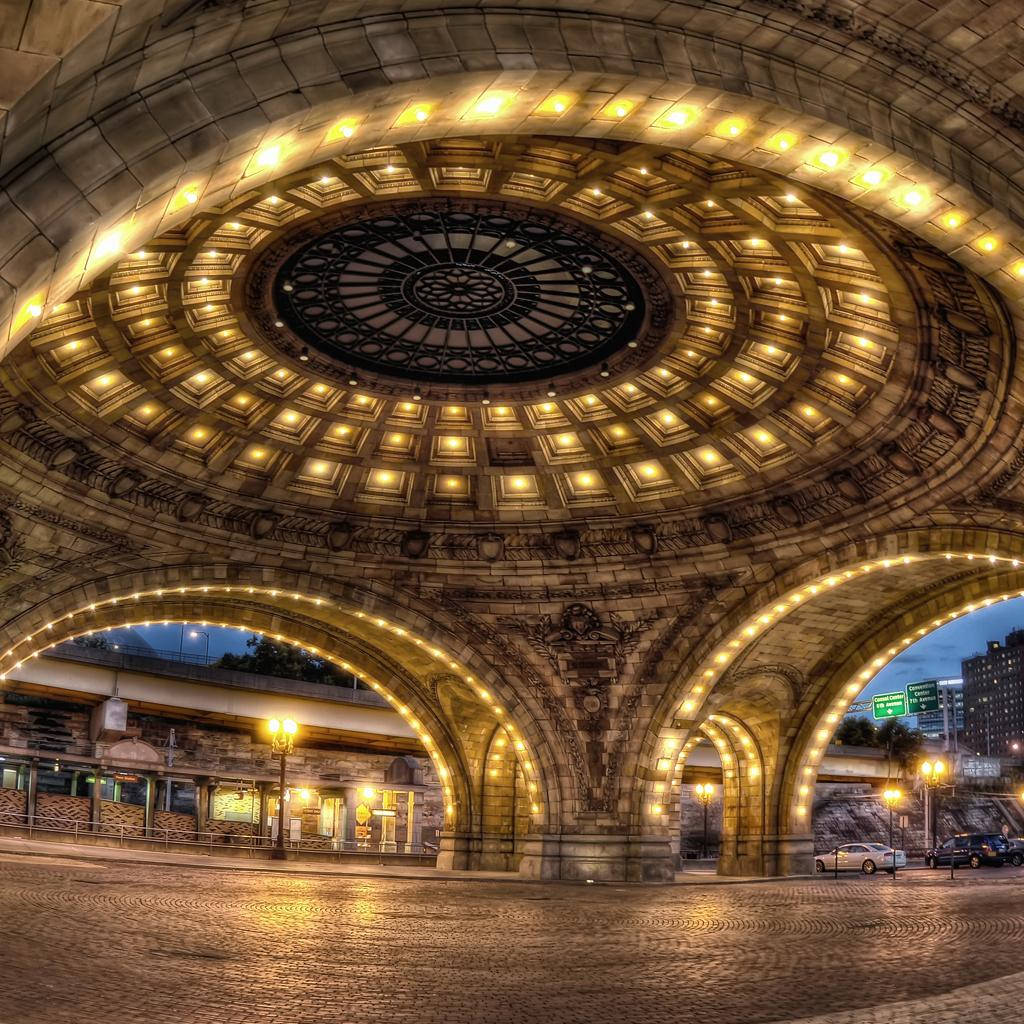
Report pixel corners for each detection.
[2,854,1024,1024]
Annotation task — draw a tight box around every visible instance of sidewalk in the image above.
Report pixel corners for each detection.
[0,834,790,885]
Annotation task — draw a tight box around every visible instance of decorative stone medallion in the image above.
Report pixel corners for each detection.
[254,199,667,389]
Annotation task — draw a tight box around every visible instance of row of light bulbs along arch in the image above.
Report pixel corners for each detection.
[13,75,1024,334]
[645,549,1024,821]
[1,551,1019,828]
[0,584,543,822]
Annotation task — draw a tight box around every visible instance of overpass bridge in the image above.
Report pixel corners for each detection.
[1,647,935,789]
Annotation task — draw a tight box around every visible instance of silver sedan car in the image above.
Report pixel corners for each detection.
[815,843,907,875]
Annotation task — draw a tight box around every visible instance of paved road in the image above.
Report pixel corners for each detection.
[2,854,1023,1024]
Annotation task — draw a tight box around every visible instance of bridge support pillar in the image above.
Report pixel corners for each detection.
[718,833,814,876]
[517,833,675,882]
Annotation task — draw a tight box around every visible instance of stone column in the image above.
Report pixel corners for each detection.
[379,790,397,853]
[195,780,211,835]
[516,832,676,882]
[406,790,423,852]
[90,768,103,833]
[716,833,814,876]
[341,787,359,848]
[256,783,270,841]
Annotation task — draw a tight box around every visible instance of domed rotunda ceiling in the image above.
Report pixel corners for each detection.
[0,135,996,535]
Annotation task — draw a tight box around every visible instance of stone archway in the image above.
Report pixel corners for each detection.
[0,562,572,874]
[632,529,1024,875]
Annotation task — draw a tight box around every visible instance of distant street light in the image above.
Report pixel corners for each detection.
[882,787,901,877]
[268,717,298,860]
[179,625,210,662]
[694,782,714,858]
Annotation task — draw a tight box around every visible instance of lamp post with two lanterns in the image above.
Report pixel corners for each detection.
[268,717,297,860]
[694,782,715,858]
[882,787,901,877]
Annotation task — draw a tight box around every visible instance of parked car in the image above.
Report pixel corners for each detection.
[925,833,1010,868]
[815,843,907,875]
[1006,838,1024,867]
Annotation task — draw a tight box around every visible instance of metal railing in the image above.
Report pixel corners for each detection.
[0,811,436,863]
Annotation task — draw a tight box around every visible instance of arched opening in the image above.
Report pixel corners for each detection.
[635,531,1024,875]
[0,567,560,874]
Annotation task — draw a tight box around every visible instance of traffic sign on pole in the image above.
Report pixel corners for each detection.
[906,679,940,714]
[872,692,908,720]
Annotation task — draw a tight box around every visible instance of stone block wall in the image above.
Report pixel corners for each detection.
[813,784,1024,855]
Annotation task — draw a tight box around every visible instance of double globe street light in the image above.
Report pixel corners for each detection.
[268,716,298,860]
[920,758,946,847]
[694,782,715,859]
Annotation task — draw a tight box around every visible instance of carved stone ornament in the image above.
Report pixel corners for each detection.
[0,405,32,434]
[477,532,504,562]
[500,602,659,741]
[830,471,866,503]
[629,523,658,556]
[882,443,917,476]
[551,529,581,561]
[0,510,15,565]
[702,513,733,544]
[177,493,208,523]
[107,469,143,499]
[250,511,280,539]
[400,530,431,559]
[45,441,81,469]
[327,521,354,552]
[772,498,802,528]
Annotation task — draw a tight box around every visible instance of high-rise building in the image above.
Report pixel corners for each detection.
[961,630,1024,755]
[915,678,964,745]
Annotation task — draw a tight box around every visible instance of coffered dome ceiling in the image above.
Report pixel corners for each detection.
[0,135,997,534]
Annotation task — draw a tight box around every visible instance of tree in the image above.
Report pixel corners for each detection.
[215,634,364,688]
[834,716,877,747]
[875,719,925,771]
[73,635,110,651]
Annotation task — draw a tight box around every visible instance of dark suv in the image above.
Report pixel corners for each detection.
[926,833,1010,869]
[1007,838,1024,867]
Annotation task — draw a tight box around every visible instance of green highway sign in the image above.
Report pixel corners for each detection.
[906,679,940,714]
[872,691,908,720]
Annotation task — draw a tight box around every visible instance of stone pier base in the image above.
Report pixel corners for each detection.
[438,831,674,881]
[717,833,815,876]
[517,833,675,882]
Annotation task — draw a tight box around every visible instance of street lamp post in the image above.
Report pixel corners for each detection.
[268,717,297,860]
[694,783,714,858]
[920,758,948,877]
[882,787,901,877]
[181,627,210,663]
